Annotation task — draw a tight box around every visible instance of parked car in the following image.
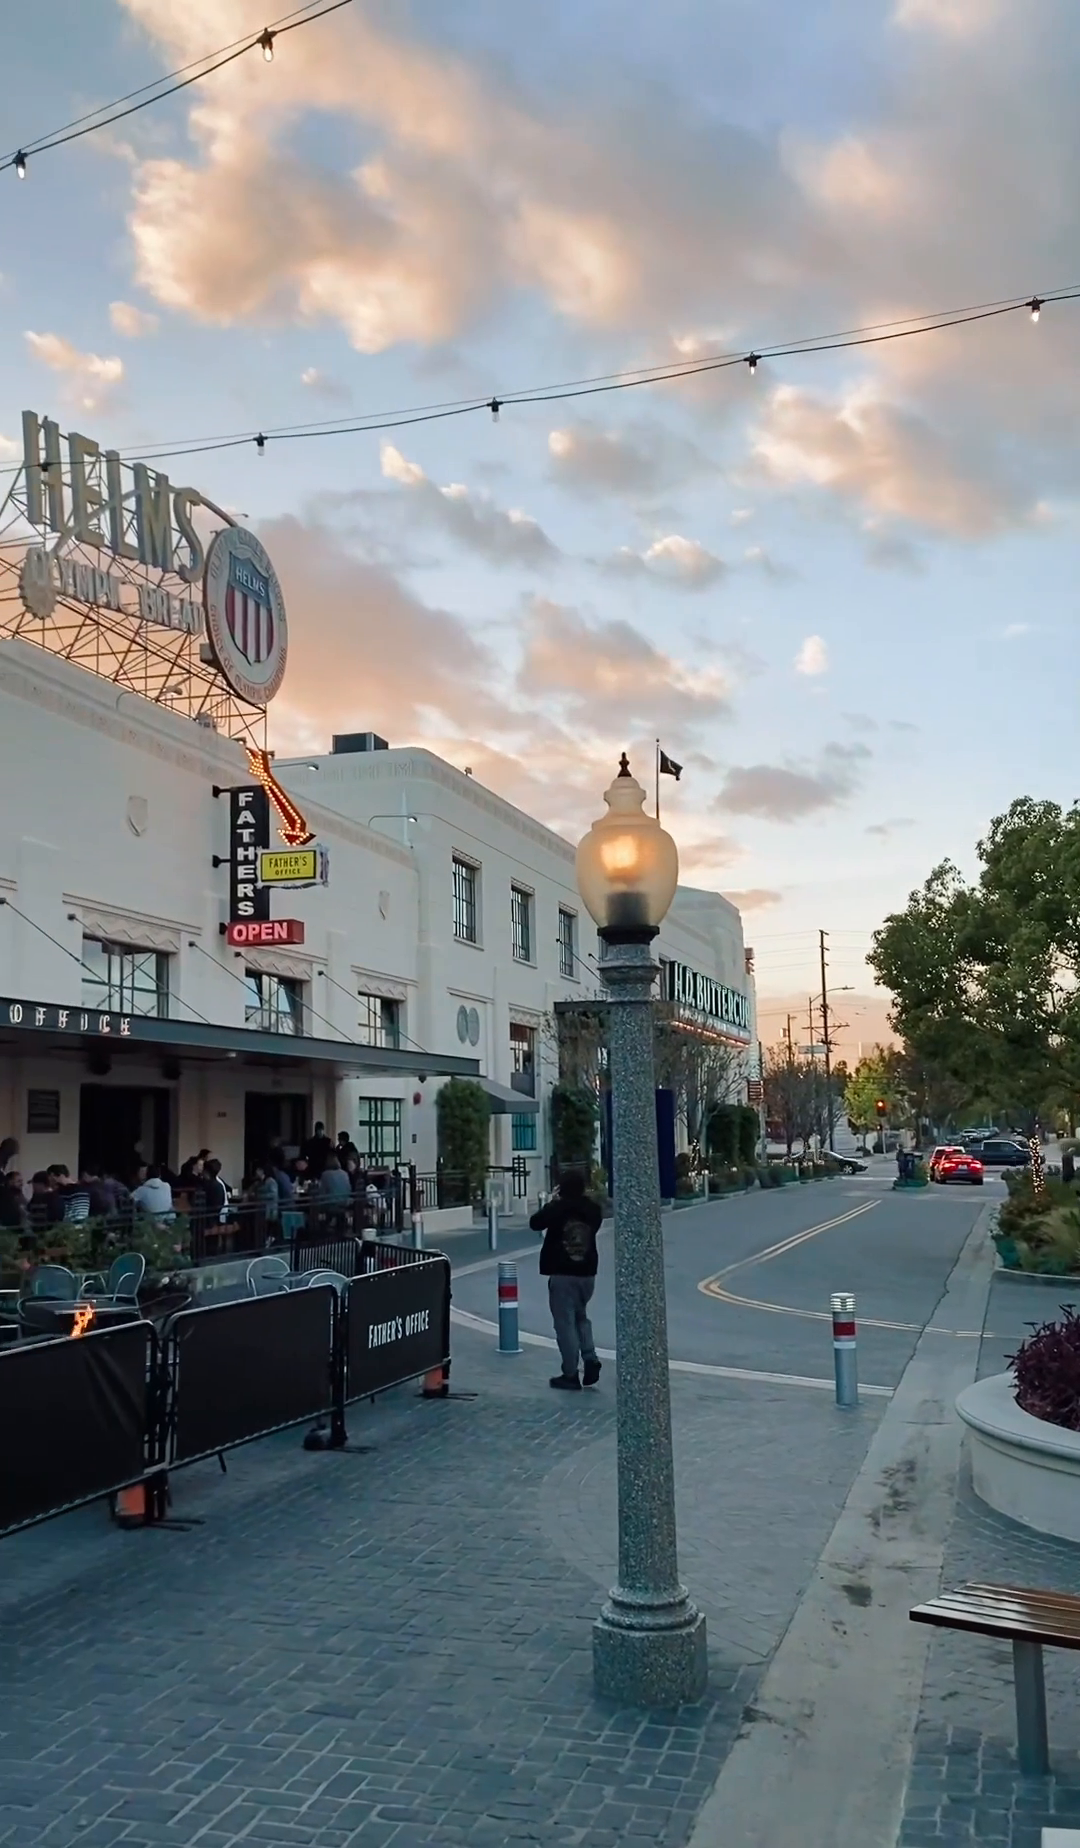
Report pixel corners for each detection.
[928,1145,965,1179]
[976,1139,1032,1168]
[935,1149,984,1186]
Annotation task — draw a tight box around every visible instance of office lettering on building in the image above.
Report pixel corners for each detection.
[663,961,751,1037]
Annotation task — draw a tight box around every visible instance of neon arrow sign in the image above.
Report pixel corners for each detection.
[245,746,315,847]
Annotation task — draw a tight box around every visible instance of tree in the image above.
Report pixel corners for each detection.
[869,798,1080,1126]
[436,1079,491,1196]
[551,1084,598,1170]
[763,1042,818,1154]
[653,1008,741,1155]
[844,1047,908,1139]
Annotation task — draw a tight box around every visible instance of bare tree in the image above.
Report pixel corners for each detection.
[653,1008,743,1166]
[763,1041,818,1154]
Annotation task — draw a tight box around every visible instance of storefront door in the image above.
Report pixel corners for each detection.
[79,1084,171,1180]
[244,1092,308,1172]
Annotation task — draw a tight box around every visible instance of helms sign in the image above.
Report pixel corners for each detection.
[17,410,288,709]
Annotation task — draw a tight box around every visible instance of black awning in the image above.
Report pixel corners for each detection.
[0,995,480,1079]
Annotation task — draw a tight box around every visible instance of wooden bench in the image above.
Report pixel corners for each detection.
[911,1582,1080,1775]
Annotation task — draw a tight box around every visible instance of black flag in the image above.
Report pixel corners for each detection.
[658,749,682,781]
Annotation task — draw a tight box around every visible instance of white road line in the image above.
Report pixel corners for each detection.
[450,1307,894,1397]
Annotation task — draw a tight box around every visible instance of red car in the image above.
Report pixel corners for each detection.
[935,1149,984,1186]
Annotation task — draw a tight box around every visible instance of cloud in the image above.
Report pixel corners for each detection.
[108,301,159,338]
[795,634,828,676]
[743,544,795,582]
[608,532,726,589]
[731,508,754,525]
[260,513,500,744]
[713,742,870,822]
[1003,621,1031,639]
[24,332,124,410]
[888,718,920,733]
[723,888,783,911]
[865,816,916,838]
[752,382,1034,539]
[379,442,557,566]
[548,420,705,497]
[300,367,350,402]
[519,597,729,734]
[893,0,1001,36]
[842,711,878,733]
[0,434,20,461]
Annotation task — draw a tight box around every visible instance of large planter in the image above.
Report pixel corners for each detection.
[957,1372,1080,1542]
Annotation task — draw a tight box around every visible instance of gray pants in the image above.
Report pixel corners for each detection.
[548,1275,597,1377]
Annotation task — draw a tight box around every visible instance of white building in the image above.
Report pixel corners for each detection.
[0,646,756,1208]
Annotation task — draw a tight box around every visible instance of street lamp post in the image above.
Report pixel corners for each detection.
[576,755,707,1707]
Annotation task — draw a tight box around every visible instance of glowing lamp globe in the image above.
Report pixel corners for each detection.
[576,755,679,941]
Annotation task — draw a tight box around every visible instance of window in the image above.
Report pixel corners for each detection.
[357,1098,402,1165]
[453,856,478,943]
[510,1022,536,1097]
[558,908,577,979]
[82,938,169,1017]
[244,971,303,1035]
[358,993,401,1049]
[511,885,533,963]
[511,1112,537,1153]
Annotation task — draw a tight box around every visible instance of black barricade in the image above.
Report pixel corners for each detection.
[170,1286,336,1465]
[344,1256,450,1401]
[0,1321,153,1537]
[291,1233,364,1277]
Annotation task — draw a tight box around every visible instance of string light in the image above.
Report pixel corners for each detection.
[1,282,1075,480]
[0,0,353,178]
[1029,296,1043,322]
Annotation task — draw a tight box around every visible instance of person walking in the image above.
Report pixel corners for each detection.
[530,1170,603,1391]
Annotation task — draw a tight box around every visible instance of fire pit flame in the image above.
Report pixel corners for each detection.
[71,1303,95,1338]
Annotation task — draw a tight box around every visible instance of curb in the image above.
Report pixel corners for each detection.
[687,1200,997,1848]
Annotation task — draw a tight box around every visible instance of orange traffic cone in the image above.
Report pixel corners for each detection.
[113,1484,147,1528]
[421,1360,449,1399]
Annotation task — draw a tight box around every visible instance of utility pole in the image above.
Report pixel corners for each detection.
[819,928,834,1153]
[808,996,818,1151]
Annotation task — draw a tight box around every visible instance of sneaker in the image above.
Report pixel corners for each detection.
[582,1358,602,1387]
[550,1373,581,1391]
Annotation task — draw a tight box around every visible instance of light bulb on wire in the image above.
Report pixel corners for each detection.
[255,432,266,456]
[489,396,501,423]
[746,352,759,375]
[1029,296,1043,323]
[14,151,26,180]
[258,28,275,62]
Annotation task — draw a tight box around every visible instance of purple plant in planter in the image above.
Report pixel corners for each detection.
[1011,1305,1080,1430]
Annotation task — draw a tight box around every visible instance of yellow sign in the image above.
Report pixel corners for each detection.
[259,848,320,884]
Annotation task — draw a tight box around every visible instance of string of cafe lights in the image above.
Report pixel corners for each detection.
[0,282,1070,481]
[0,0,354,179]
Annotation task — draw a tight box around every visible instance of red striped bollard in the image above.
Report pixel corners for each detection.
[831,1291,858,1407]
[498,1260,523,1355]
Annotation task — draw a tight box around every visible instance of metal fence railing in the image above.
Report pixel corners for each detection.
[0,1244,451,1540]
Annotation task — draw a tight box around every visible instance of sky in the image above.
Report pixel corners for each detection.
[1,0,1078,1061]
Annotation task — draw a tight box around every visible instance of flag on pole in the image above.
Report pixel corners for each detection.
[658,749,683,780]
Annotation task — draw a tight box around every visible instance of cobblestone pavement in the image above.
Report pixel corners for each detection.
[899,1271,1080,1848]
[0,1327,884,1848]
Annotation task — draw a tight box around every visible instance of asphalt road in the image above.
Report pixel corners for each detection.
[449,1159,996,1390]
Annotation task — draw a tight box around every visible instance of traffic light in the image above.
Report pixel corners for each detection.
[875,1099,888,1118]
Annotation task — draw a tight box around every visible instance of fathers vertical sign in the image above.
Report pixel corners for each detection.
[230,786,270,922]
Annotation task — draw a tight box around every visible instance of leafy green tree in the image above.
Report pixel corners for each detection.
[844,1047,907,1137]
[436,1079,491,1196]
[550,1084,598,1170]
[870,798,1080,1124]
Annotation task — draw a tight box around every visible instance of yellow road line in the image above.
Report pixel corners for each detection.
[697,1198,983,1337]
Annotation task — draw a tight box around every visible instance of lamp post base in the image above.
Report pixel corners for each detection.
[593,1593,708,1708]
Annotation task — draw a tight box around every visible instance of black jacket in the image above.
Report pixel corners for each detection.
[531,1192,602,1277]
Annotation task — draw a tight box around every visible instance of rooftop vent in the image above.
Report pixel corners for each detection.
[332,731,388,754]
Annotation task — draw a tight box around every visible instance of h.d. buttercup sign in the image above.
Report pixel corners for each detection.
[663,960,750,1035]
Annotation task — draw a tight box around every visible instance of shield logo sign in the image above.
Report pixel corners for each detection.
[225,554,274,665]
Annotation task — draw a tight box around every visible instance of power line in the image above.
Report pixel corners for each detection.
[4,282,1073,477]
[2,0,353,177]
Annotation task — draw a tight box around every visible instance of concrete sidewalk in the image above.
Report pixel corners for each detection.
[688,1203,997,1848]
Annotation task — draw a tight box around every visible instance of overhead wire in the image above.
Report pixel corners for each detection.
[1,0,353,175]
